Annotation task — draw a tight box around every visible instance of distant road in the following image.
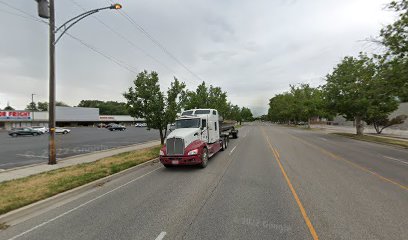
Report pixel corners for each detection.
[0,123,407,240]
[0,127,158,169]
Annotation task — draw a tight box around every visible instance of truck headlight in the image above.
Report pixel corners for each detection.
[188,149,198,155]
[160,150,165,156]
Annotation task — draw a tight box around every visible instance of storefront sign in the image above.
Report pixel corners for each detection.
[0,111,31,120]
[99,116,115,121]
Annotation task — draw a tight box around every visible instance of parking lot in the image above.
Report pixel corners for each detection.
[0,127,159,169]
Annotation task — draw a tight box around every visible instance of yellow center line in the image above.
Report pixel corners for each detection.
[261,128,319,240]
[289,134,408,191]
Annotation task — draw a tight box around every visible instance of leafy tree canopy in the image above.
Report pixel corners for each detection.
[77,100,128,115]
[123,70,186,144]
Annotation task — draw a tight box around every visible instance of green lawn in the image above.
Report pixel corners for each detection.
[0,145,160,215]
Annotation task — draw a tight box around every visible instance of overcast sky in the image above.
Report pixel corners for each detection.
[0,0,395,115]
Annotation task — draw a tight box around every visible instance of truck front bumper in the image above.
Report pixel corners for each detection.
[160,155,202,165]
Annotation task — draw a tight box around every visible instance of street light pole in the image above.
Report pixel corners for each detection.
[34,1,122,165]
[31,93,36,122]
[49,0,56,164]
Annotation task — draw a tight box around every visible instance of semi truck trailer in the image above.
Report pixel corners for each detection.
[159,109,238,168]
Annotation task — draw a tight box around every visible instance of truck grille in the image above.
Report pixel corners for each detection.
[166,137,184,155]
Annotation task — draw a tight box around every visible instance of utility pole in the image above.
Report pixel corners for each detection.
[48,0,56,164]
[34,0,122,165]
[31,93,36,122]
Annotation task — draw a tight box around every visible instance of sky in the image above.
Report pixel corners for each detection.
[0,0,396,116]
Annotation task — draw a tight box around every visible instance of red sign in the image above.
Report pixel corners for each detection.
[100,116,115,120]
[0,111,31,120]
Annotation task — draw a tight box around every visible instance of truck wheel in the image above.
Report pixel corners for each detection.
[199,148,208,168]
[221,139,225,151]
[163,164,173,168]
[225,137,229,149]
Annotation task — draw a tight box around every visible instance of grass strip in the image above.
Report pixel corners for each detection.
[0,145,160,215]
[332,133,408,148]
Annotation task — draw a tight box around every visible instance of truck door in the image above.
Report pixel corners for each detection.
[201,119,208,142]
[207,121,217,143]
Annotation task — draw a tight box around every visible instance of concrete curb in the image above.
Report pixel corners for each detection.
[0,157,161,227]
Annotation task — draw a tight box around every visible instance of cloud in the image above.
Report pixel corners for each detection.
[0,0,395,115]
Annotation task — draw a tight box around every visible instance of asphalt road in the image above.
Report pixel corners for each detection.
[0,127,158,169]
[0,123,407,240]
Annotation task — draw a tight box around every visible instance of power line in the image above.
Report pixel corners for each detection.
[106,0,205,83]
[65,33,139,74]
[0,1,139,74]
[69,0,193,83]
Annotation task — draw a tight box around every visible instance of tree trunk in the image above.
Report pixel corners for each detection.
[159,129,164,145]
[373,122,381,134]
[355,116,364,135]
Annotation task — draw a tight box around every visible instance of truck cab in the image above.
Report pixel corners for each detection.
[160,109,236,168]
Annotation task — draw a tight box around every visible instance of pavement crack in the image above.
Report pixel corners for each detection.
[180,153,237,239]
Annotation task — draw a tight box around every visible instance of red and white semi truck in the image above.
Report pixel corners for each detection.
[159,109,238,168]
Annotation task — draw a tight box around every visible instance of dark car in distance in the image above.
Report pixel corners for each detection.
[107,124,126,131]
[8,128,43,137]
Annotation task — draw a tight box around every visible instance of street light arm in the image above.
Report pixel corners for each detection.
[54,10,98,45]
[53,5,116,45]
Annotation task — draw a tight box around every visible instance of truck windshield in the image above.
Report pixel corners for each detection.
[176,118,200,129]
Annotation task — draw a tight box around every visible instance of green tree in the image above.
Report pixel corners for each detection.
[183,82,229,117]
[378,0,408,102]
[123,70,185,144]
[77,100,129,115]
[37,102,48,111]
[25,102,38,111]
[56,101,70,107]
[324,54,399,135]
[366,114,407,134]
[240,107,253,123]
[4,105,14,110]
[268,92,295,124]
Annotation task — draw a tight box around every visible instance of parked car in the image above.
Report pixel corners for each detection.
[96,123,106,128]
[108,124,126,131]
[135,123,147,127]
[31,126,49,133]
[55,127,71,134]
[8,128,42,137]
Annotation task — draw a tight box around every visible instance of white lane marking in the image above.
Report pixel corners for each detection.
[319,137,328,142]
[155,231,167,240]
[229,146,237,156]
[6,167,163,240]
[383,155,408,166]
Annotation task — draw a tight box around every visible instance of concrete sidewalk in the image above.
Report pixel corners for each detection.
[311,124,408,139]
[0,140,161,183]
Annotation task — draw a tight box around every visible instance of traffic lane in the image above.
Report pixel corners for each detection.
[0,127,159,169]
[0,128,245,240]
[281,126,408,187]
[181,125,312,240]
[263,125,408,240]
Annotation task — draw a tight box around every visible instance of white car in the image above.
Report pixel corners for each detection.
[31,126,49,134]
[55,127,71,134]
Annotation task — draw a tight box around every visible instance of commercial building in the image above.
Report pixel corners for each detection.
[0,106,143,130]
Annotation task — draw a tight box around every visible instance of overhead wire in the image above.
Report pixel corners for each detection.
[0,0,139,74]
[105,0,206,84]
[69,0,193,84]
